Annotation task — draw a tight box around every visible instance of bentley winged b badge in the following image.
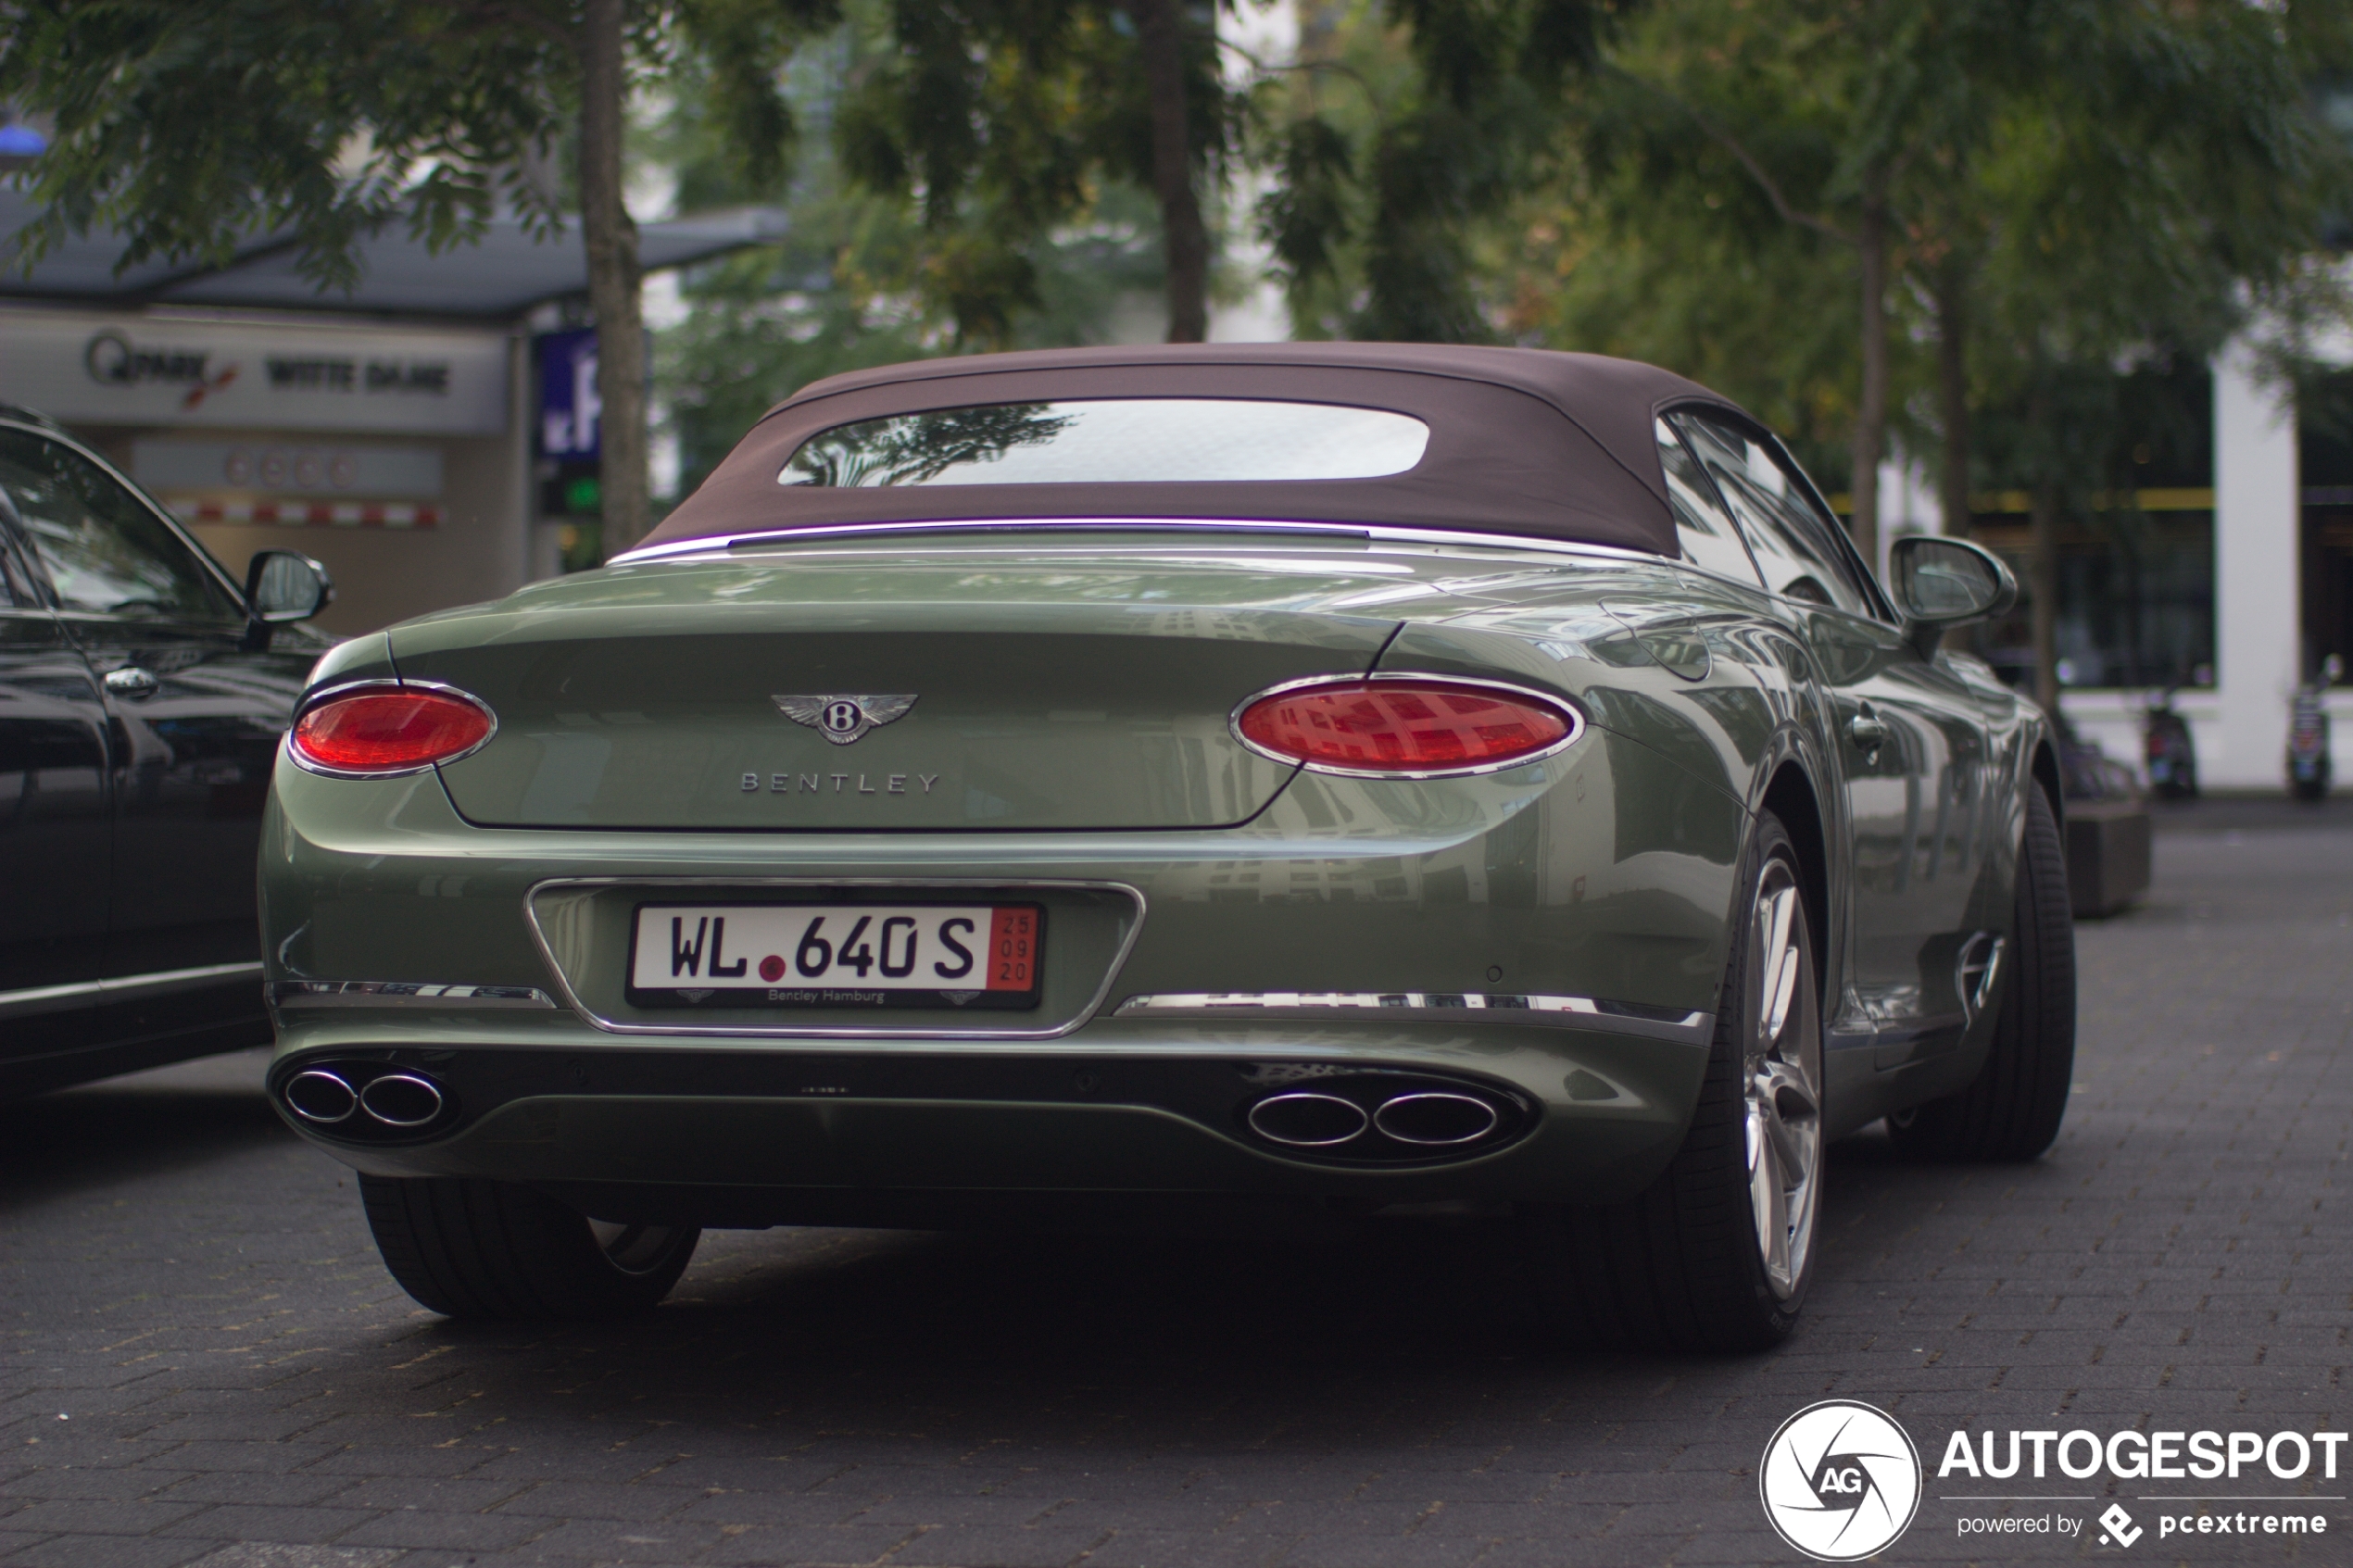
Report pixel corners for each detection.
[772,693,918,745]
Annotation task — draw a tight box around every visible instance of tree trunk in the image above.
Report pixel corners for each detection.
[1933,261,1971,541]
[577,0,649,555]
[1846,190,1889,571]
[1126,0,1209,343]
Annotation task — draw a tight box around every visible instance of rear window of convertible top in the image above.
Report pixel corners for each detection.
[777,398,1432,487]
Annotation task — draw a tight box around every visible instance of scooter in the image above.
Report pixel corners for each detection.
[2144,686,2198,799]
[2288,654,2341,802]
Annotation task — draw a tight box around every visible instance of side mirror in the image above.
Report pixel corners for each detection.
[245,550,334,624]
[1890,535,2016,656]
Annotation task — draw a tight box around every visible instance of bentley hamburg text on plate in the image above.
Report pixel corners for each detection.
[626,903,1041,1010]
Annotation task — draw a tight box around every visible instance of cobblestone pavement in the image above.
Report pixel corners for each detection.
[5,808,2348,1568]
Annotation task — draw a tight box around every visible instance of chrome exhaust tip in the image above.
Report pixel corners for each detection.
[1246,1092,1369,1148]
[359,1072,445,1127]
[1373,1091,1500,1147]
[283,1069,357,1124]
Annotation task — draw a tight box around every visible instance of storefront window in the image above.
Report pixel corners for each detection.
[1971,510,2216,692]
[2298,370,2353,679]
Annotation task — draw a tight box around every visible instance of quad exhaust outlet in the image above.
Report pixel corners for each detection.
[284,1069,358,1124]
[1246,1092,1368,1147]
[1241,1076,1523,1160]
[280,1064,451,1135]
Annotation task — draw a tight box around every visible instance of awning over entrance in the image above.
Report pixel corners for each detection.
[0,186,786,317]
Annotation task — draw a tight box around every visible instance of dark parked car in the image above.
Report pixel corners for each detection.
[0,404,332,1098]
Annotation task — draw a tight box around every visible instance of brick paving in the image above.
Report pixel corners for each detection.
[4,807,2348,1567]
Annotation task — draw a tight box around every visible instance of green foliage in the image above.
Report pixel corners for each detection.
[0,0,832,291]
[1495,0,2347,497]
[0,1,571,289]
[1499,191,1865,482]
[824,0,1237,347]
[1257,0,1627,342]
[652,13,1167,498]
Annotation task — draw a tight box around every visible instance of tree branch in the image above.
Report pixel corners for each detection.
[1611,66,1856,247]
[457,1,577,55]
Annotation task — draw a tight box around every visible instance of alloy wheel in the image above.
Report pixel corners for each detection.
[1744,859,1822,1299]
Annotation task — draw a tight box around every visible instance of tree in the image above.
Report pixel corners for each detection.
[1257,0,1622,344]
[0,0,829,555]
[830,0,1626,349]
[1513,0,2341,711]
[830,0,1237,346]
[1933,1,2340,707]
[650,14,1171,500]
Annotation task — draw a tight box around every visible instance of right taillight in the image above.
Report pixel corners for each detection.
[289,682,496,776]
[1235,676,1580,777]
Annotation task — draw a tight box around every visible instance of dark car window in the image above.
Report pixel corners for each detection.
[1671,412,1872,617]
[0,428,241,622]
[780,399,1433,487]
[1655,419,1763,588]
[0,501,42,609]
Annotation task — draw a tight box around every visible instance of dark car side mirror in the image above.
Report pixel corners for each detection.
[243,550,334,647]
[1890,535,2016,657]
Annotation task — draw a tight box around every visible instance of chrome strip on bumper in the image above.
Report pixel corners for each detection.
[0,961,266,1021]
[271,982,558,1010]
[1115,992,1715,1045]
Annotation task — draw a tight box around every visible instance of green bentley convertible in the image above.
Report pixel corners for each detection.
[263,345,2073,1350]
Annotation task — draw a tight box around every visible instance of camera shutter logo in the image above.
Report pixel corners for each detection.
[1758,1400,1922,1561]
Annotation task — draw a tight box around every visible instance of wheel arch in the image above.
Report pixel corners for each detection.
[2029,736,2066,831]
[1761,760,1831,989]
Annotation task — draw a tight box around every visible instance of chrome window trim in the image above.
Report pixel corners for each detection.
[1228,671,1588,781]
[521,876,1149,1041]
[610,518,1667,567]
[283,677,498,780]
[0,960,264,1020]
[1116,991,1715,1046]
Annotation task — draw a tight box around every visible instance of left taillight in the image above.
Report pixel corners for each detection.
[288,683,496,776]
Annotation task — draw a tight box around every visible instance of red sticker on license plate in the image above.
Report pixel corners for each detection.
[988,907,1037,991]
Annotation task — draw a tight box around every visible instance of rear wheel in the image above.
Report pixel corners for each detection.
[1887,784,2076,1162]
[1526,811,1824,1352]
[359,1175,698,1320]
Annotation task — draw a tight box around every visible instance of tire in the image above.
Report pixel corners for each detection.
[1887,783,2076,1162]
[359,1175,699,1320]
[1526,811,1825,1353]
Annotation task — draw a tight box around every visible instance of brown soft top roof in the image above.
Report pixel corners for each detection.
[636,343,1748,558]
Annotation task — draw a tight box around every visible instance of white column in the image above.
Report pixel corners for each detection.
[2209,340,2302,789]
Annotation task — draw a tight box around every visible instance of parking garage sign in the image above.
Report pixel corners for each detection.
[0,311,509,433]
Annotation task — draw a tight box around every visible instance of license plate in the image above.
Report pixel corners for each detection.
[626,902,1042,1010]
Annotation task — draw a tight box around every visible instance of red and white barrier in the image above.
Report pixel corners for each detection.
[168,498,442,529]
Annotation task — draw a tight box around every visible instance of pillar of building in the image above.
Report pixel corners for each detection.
[2210,340,2302,789]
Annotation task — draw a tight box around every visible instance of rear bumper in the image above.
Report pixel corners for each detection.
[266,1013,1712,1213]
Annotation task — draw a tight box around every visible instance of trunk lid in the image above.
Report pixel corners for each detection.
[394,541,1412,831]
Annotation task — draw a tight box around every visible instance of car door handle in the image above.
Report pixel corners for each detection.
[1848,713,1889,750]
[103,666,161,700]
